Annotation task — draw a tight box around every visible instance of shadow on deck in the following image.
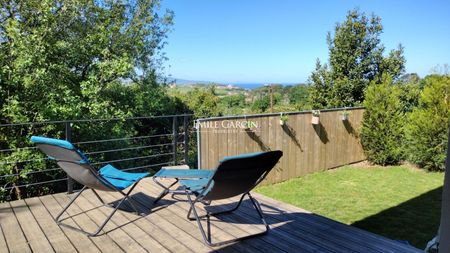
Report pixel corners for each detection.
[0,178,422,253]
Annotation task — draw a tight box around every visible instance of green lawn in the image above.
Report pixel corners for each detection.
[255,165,444,249]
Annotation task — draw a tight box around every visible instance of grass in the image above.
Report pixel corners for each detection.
[255,165,444,249]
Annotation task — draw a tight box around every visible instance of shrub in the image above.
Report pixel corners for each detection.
[360,75,404,165]
[404,75,450,171]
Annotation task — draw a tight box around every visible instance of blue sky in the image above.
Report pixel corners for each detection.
[160,0,450,84]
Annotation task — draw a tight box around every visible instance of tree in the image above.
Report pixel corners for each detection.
[0,0,173,123]
[309,9,405,109]
[360,75,404,165]
[184,86,221,117]
[404,74,450,171]
[219,94,246,115]
[396,73,422,114]
[287,84,310,110]
[0,0,177,200]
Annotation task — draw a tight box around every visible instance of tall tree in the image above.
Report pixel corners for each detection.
[0,0,178,200]
[308,9,405,108]
[0,0,173,123]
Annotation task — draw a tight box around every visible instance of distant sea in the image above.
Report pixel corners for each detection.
[233,83,299,89]
[172,78,299,90]
[233,83,265,89]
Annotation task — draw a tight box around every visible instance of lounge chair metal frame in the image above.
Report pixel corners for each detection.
[154,151,283,246]
[32,136,148,236]
[152,177,180,204]
[54,174,143,236]
[186,190,269,247]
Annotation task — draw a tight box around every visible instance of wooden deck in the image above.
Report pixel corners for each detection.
[0,177,422,253]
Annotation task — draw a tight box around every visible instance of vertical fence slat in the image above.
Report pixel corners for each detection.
[199,108,366,185]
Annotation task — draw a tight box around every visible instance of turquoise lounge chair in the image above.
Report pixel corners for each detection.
[153,151,283,246]
[31,136,149,236]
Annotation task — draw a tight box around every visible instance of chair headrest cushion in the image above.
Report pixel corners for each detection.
[31,136,75,150]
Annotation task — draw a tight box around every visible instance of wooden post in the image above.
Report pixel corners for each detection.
[439,123,450,253]
[172,116,178,165]
[65,122,74,194]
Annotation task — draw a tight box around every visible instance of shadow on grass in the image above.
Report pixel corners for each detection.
[351,187,442,249]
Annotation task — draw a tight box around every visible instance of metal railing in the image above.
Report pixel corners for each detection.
[0,114,194,200]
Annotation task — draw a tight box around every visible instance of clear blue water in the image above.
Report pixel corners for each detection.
[233,83,265,89]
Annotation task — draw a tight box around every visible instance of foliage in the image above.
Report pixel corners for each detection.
[182,86,221,117]
[250,91,280,113]
[251,96,271,113]
[309,9,405,109]
[340,110,350,116]
[287,84,310,110]
[279,114,289,124]
[256,165,444,248]
[405,74,450,171]
[312,110,320,117]
[0,0,182,200]
[0,0,174,122]
[218,93,246,115]
[360,75,404,165]
[396,74,422,114]
[168,83,309,115]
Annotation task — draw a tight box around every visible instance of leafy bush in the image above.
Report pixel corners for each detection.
[360,75,404,165]
[404,75,450,171]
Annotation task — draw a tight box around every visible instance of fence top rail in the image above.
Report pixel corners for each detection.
[0,114,194,127]
[196,106,365,122]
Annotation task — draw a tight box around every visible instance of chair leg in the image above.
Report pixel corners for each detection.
[187,193,246,221]
[88,194,131,236]
[55,186,87,222]
[153,177,179,204]
[91,189,106,205]
[56,183,142,236]
[186,190,211,245]
[186,191,270,247]
[248,192,270,232]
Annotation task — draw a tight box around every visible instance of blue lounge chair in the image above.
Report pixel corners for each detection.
[31,136,149,236]
[153,150,283,246]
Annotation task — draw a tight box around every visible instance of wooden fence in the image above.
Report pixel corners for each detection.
[197,107,366,185]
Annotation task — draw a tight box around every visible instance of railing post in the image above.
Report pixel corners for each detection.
[172,116,178,165]
[65,122,74,194]
[183,115,189,165]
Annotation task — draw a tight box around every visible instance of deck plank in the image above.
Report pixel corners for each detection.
[140,179,289,253]
[126,185,259,253]
[52,193,124,253]
[0,216,10,252]
[0,177,423,253]
[0,201,32,253]
[105,190,218,253]
[253,192,423,253]
[79,190,170,253]
[24,197,77,253]
[68,193,148,253]
[39,194,102,253]
[9,199,55,253]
